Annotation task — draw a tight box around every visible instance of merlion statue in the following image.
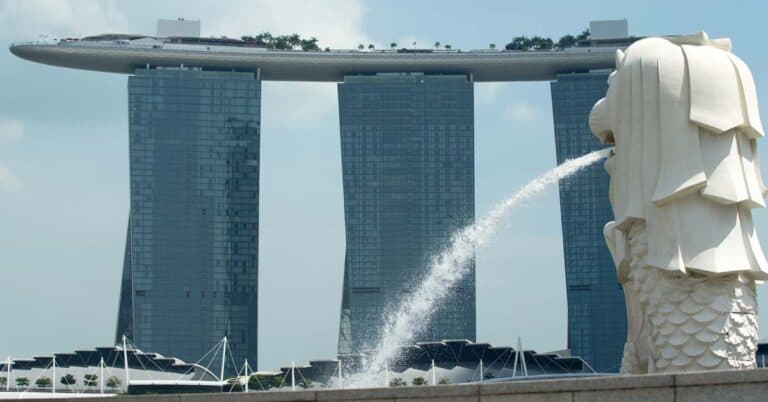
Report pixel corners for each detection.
[589,32,768,374]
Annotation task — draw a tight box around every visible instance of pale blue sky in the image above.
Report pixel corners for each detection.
[0,0,767,370]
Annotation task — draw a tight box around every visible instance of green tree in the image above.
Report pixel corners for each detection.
[255,32,273,44]
[60,374,76,390]
[368,44,375,51]
[444,44,452,50]
[83,374,98,388]
[271,35,291,50]
[248,374,271,391]
[529,36,553,50]
[389,377,406,387]
[438,377,450,385]
[411,376,427,386]
[390,42,397,50]
[301,37,319,51]
[505,36,531,51]
[576,28,591,45]
[434,41,441,50]
[298,377,313,389]
[557,34,576,49]
[35,376,52,389]
[489,43,496,50]
[288,33,301,49]
[106,376,121,391]
[270,376,287,388]
[357,43,364,50]
[16,377,29,388]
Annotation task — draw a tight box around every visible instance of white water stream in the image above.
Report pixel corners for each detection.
[345,148,612,388]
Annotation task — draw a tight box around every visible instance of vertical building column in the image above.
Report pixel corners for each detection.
[337,73,476,355]
[118,68,261,373]
[550,72,625,372]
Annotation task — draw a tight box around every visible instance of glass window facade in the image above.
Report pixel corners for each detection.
[337,74,476,355]
[550,72,625,372]
[116,68,261,373]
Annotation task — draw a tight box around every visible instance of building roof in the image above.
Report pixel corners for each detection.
[9,40,621,82]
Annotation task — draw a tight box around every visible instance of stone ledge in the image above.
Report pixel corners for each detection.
[14,368,768,402]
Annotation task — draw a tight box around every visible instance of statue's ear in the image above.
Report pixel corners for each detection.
[615,49,625,70]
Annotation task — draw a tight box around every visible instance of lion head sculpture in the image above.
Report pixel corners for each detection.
[590,32,768,280]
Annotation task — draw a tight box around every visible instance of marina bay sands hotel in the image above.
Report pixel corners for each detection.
[10,19,631,372]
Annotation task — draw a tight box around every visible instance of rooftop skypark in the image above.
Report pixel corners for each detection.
[47,26,632,54]
[9,28,625,81]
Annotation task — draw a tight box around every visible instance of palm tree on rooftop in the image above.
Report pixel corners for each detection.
[368,43,375,51]
[434,41,441,50]
[489,43,496,50]
[390,42,397,50]
[444,43,452,50]
[358,43,364,50]
[289,33,301,49]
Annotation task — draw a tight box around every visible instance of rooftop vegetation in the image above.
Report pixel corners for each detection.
[505,29,591,51]
[71,26,639,54]
[240,32,319,51]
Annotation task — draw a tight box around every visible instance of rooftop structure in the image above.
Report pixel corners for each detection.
[272,339,595,389]
[590,19,629,41]
[0,344,219,395]
[157,18,201,38]
[9,38,621,81]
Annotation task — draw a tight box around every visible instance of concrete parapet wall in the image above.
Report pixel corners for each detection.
[19,368,768,402]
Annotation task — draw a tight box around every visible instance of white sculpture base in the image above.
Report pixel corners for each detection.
[620,222,758,374]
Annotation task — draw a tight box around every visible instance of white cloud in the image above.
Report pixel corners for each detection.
[501,101,538,122]
[0,0,130,40]
[0,166,22,192]
[0,119,24,145]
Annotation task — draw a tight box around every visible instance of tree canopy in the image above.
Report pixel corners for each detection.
[83,374,98,387]
[60,374,76,387]
[240,32,320,51]
[35,377,52,388]
[389,377,407,387]
[106,376,121,391]
[505,28,592,51]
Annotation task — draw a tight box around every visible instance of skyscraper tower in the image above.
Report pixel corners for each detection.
[337,73,476,355]
[116,68,261,371]
[550,71,626,372]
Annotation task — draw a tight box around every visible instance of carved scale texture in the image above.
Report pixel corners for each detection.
[620,223,758,373]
